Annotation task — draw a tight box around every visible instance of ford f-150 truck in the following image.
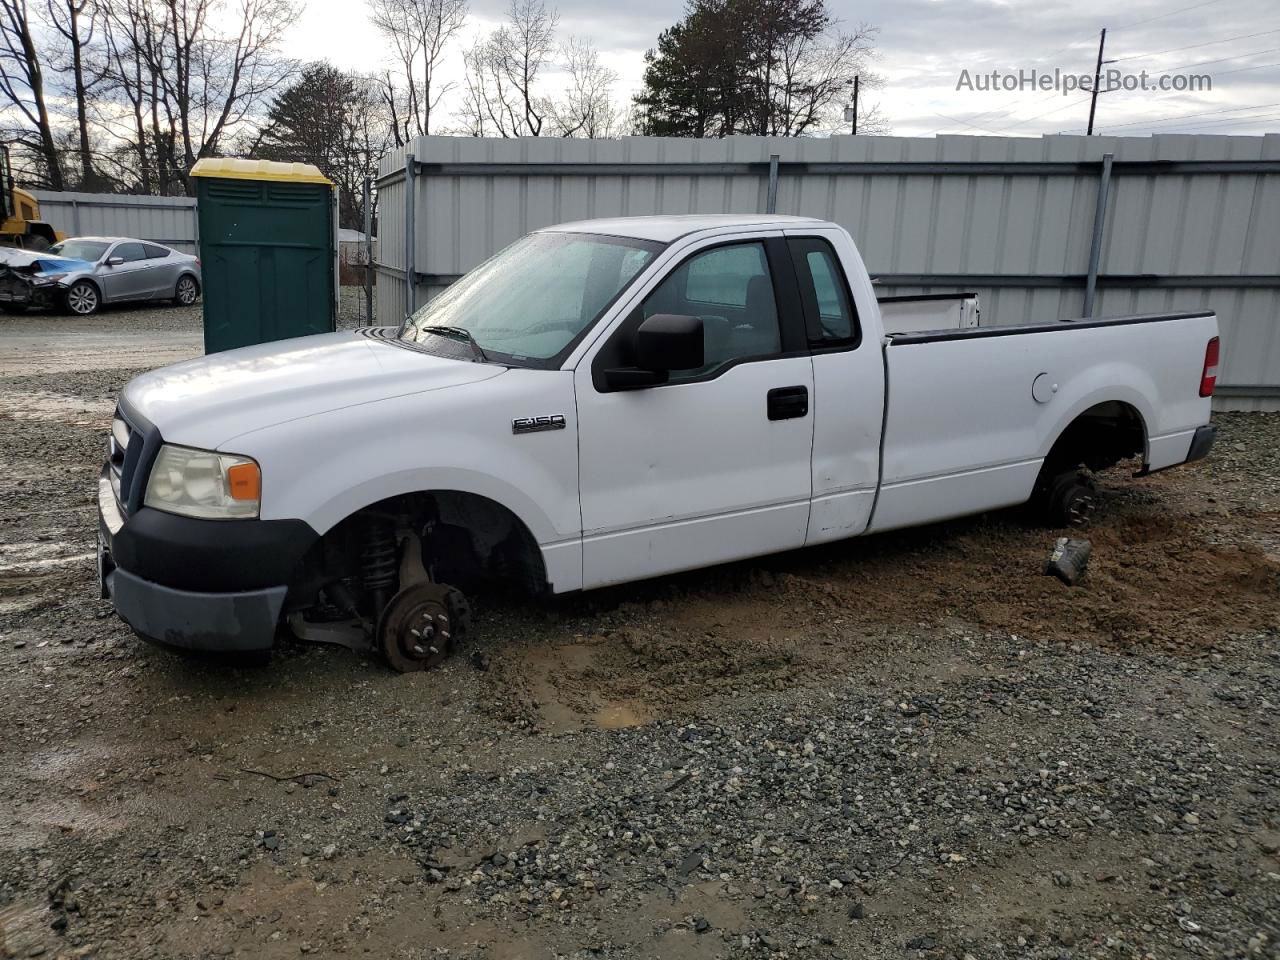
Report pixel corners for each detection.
[96,215,1219,670]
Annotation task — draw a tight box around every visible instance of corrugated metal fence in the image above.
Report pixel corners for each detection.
[376,133,1280,410]
[32,191,198,254]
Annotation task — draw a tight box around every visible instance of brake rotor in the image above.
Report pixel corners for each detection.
[378,581,469,673]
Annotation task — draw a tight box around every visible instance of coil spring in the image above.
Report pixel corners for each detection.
[360,518,398,592]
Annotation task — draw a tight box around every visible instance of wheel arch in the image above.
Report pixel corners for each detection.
[1039,398,1149,480]
[311,486,554,596]
[63,274,103,311]
[25,222,56,246]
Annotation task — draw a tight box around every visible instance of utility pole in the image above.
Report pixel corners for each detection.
[1087,28,1107,135]
[844,76,860,134]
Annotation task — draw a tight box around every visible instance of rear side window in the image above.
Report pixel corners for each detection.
[143,243,169,259]
[788,237,859,347]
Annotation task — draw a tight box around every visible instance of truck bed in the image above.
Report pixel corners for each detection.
[868,309,1219,533]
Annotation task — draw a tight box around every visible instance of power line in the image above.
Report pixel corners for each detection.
[989,95,1094,133]
[1061,109,1280,134]
[1163,110,1280,129]
[921,31,1102,135]
[1159,44,1280,74]
[923,86,1073,136]
[1115,0,1229,29]
[1109,26,1280,63]
[920,90,1058,136]
[927,112,1007,135]
[1093,100,1280,130]
[1215,58,1280,76]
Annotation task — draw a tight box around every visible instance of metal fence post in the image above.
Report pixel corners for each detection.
[404,152,416,318]
[362,176,374,326]
[1083,153,1113,319]
[766,154,779,214]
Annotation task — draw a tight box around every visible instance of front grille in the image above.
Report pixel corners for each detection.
[107,413,132,508]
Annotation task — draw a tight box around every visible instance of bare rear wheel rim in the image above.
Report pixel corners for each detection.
[68,284,97,314]
[1067,492,1097,527]
[177,277,197,304]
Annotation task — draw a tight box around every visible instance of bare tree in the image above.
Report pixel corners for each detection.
[456,40,488,136]
[0,0,63,188]
[97,0,152,189]
[462,0,556,137]
[548,37,619,138]
[773,23,881,135]
[94,0,298,194]
[368,0,466,138]
[45,0,102,187]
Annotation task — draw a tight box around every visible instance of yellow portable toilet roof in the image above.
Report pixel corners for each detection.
[189,157,333,185]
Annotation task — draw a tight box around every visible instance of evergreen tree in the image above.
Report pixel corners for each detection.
[633,0,880,137]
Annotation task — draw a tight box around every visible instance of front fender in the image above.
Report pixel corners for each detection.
[225,369,583,591]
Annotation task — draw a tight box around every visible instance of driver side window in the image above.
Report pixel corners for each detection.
[639,241,782,382]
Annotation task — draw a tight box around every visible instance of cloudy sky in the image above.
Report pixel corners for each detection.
[282,0,1280,138]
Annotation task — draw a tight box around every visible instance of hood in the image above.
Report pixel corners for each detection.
[121,330,506,450]
[0,251,91,274]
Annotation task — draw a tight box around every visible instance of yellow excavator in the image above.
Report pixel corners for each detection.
[0,145,61,250]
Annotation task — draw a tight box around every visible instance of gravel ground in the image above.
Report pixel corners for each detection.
[0,306,1278,960]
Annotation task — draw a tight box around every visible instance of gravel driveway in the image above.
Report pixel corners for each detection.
[0,305,1277,960]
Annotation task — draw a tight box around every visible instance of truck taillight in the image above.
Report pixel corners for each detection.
[1199,336,1219,397]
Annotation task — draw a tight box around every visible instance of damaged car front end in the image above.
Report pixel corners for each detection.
[0,249,92,312]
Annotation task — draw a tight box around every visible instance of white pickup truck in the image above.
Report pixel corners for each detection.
[97,215,1219,669]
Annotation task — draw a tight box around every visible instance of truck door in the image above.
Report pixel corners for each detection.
[783,230,886,544]
[575,235,815,588]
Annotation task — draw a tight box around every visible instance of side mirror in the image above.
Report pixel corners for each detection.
[601,316,706,391]
[105,256,124,266]
[636,313,704,371]
[603,314,704,390]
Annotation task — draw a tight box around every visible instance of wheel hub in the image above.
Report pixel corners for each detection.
[1067,494,1096,526]
[398,602,451,661]
[377,581,469,672]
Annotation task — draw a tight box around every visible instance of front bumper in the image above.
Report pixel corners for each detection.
[106,566,288,653]
[98,465,316,653]
[0,276,61,309]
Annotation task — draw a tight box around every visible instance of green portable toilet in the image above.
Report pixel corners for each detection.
[190,158,337,354]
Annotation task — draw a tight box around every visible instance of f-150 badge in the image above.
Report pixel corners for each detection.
[512,415,566,435]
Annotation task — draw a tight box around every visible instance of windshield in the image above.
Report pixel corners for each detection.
[400,232,661,364]
[48,239,109,261]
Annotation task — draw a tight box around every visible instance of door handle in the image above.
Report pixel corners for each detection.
[767,385,808,421]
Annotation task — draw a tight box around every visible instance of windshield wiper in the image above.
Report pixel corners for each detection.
[419,324,489,362]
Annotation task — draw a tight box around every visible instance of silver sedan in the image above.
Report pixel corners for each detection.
[0,236,202,316]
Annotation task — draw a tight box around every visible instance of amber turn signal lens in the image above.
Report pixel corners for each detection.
[226,462,261,501]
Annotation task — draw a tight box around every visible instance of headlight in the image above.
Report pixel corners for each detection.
[144,444,261,519]
[32,273,66,285]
